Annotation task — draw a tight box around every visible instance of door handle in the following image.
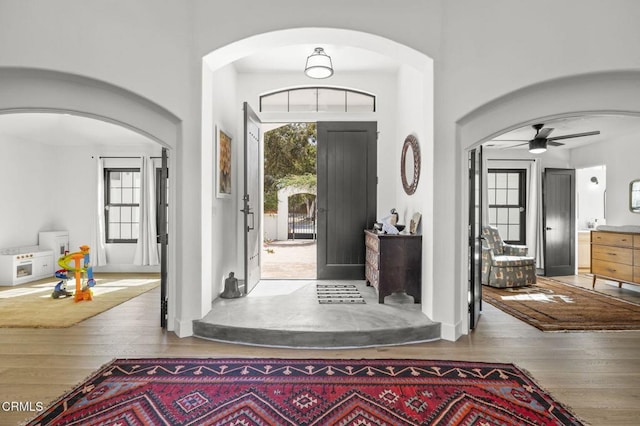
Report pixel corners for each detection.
[248,211,255,231]
[546,227,552,230]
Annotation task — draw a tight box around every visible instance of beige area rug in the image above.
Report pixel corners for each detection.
[0,273,159,328]
[483,276,640,331]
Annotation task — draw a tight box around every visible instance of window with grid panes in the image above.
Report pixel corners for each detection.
[105,168,140,243]
[487,169,526,244]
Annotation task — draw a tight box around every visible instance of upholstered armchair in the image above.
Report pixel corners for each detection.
[481,226,536,288]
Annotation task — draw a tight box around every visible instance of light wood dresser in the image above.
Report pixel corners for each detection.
[364,230,422,304]
[590,230,640,288]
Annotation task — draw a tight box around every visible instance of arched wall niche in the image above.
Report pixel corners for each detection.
[456,70,640,335]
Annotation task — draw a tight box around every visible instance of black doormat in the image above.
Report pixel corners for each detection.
[316,283,366,304]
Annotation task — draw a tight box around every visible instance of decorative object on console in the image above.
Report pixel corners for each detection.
[401,134,420,195]
[365,230,421,303]
[409,212,422,234]
[481,226,536,288]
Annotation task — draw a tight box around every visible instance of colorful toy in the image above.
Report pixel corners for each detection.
[51,269,73,299]
[54,245,95,302]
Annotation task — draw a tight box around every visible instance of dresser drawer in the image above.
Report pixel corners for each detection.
[591,231,633,248]
[635,235,640,249]
[635,249,640,266]
[365,231,379,252]
[591,245,633,265]
[365,248,379,270]
[592,259,634,282]
[634,267,640,284]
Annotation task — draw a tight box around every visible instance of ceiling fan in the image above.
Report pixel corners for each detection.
[504,123,601,153]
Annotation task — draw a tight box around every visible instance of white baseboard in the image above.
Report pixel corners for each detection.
[93,265,160,273]
[439,319,464,342]
[174,318,193,338]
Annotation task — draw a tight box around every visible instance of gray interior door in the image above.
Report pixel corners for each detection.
[316,121,377,279]
[543,168,575,276]
[468,147,482,329]
[159,148,168,328]
[242,102,262,294]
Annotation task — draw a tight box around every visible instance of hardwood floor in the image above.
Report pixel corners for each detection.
[1,283,639,425]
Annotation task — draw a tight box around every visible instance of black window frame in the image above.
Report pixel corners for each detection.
[259,87,376,113]
[104,168,141,244]
[487,168,527,245]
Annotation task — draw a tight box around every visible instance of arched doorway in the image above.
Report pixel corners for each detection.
[458,70,640,334]
[0,67,180,331]
[200,28,436,322]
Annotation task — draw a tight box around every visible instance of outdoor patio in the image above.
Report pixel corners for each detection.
[261,240,316,279]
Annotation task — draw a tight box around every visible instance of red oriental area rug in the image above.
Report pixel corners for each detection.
[27,358,583,425]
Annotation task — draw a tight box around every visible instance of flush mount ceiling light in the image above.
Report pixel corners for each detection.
[304,47,333,79]
[528,138,547,154]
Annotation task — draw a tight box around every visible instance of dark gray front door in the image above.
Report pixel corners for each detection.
[316,121,377,279]
[543,168,575,276]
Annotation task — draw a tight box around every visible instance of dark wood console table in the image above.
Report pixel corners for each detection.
[364,230,422,303]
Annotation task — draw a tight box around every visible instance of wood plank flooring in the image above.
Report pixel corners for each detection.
[1,280,639,425]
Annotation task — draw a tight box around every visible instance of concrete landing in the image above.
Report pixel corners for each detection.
[193,280,440,349]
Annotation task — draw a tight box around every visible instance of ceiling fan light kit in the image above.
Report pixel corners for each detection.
[529,138,547,154]
[510,123,602,153]
[305,47,334,79]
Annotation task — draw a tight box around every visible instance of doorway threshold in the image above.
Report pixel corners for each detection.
[193,280,440,349]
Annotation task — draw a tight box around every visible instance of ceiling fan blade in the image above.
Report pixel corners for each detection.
[548,130,600,141]
[536,128,554,139]
[547,141,565,147]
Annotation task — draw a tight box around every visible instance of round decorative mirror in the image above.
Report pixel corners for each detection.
[401,134,421,195]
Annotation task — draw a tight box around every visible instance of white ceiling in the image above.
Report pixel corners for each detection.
[485,114,640,151]
[233,44,400,74]
[0,113,156,147]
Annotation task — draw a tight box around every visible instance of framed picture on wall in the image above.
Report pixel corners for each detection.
[216,126,232,198]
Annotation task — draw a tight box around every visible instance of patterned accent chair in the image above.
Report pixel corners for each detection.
[481,226,536,288]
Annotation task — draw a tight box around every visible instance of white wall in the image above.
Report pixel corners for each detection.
[201,63,240,309]
[0,133,160,271]
[571,135,640,226]
[0,138,58,249]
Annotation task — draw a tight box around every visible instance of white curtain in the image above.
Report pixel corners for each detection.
[134,157,159,265]
[529,160,544,270]
[92,157,108,266]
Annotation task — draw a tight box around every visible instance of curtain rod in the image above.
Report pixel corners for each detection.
[487,158,537,162]
[93,156,165,159]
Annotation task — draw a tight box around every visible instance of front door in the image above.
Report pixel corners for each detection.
[242,102,262,294]
[543,168,575,276]
[316,121,377,279]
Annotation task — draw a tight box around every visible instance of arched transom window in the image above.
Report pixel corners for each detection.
[260,87,376,113]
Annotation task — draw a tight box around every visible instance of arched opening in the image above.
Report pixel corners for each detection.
[458,70,640,335]
[198,28,437,344]
[0,68,180,331]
